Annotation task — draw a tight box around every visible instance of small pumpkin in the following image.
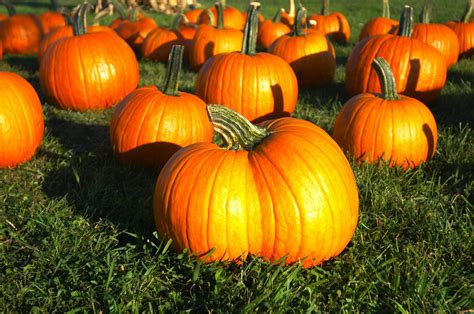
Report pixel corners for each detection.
[257,8,291,49]
[446,0,474,58]
[110,45,214,167]
[154,104,359,268]
[38,11,66,35]
[0,72,44,168]
[269,5,335,87]
[358,0,398,41]
[197,0,245,30]
[114,5,157,52]
[109,0,145,30]
[307,0,351,44]
[40,3,139,111]
[334,58,438,169]
[189,3,243,71]
[196,2,298,123]
[346,5,447,105]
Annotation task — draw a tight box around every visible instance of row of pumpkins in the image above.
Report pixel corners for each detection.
[0,0,472,267]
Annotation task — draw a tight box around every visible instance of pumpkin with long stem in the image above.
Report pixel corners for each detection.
[446,0,474,58]
[0,0,43,55]
[358,0,398,41]
[154,104,359,268]
[307,0,351,44]
[269,5,335,87]
[110,45,213,168]
[334,58,438,169]
[0,72,44,168]
[197,0,245,30]
[189,2,243,71]
[257,8,291,49]
[346,5,447,105]
[411,0,460,68]
[40,3,139,111]
[196,2,298,123]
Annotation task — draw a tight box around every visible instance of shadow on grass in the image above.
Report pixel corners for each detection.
[41,116,158,238]
[431,90,474,127]
[298,81,348,107]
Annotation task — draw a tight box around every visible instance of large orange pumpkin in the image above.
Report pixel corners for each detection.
[197,0,245,30]
[0,3,43,55]
[334,58,438,169]
[0,72,44,168]
[189,3,243,71]
[196,2,298,123]
[110,45,213,168]
[446,0,474,58]
[40,3,139,111]
[307,0,351,44]
[346,5,447,105]
[411,0,460,68]
[358,0,398,41]
[269,5,335,87]
[257,8,291,49]
[154,105,359,268]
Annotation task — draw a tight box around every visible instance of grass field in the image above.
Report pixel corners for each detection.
[1,0,473,311]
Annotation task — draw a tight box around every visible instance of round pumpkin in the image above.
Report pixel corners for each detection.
[38,11,66,35]
[307,0,351,44]
[196,2,298,123]
[154,105,359,268]
[110,45,213,167]
[0,72,44,168]
[257,8,291,49]
[189,3,243,71]
[270,5,335,87]
[114,7,157,52]
[40,3,139,111]
[334,58,438,169]
[197,1,245,30]
[346,5,447,105]
[446,0,474,58]
[359,0,398,41]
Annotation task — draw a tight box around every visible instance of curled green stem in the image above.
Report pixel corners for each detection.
[372,57,400,100]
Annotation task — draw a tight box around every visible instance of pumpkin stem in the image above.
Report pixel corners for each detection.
[73,2,91,36]
[293,4,307,37]
[321,0,330,16]
[372,57,400,100]
[162,45,184,96]
[130,7,139,22]
[272,8,284,23]
[3,0,16,16]
[397,5,413,37]
[288,0,295,17]
[241,2,261,56]
[215,2,224,29]
[50,0,59,11]
[171,13,185,29]
[461,0,473,23]
[220,0,226,8]
[110,0,128,19]
[382,0,390,19]
[61,11,73,25]
[420,0,432,24]
[203,8,215,26]
[207,105,270,151]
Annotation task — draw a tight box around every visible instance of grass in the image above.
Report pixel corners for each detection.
[1,0,473,311]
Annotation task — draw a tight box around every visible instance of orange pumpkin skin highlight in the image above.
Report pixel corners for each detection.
[0,14,43,54]
[40,32,139,111]
[154,112,359,268]
[0,72,44,168]
[308,12,351,44]
[257,19,291,49]
[38,11,66,35]
[446,21,474,58]
[359,17,398,41]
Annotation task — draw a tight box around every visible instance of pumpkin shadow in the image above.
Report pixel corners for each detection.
[4,55,41,90]
[41,116,158,238]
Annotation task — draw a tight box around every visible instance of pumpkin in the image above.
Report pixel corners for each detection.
[257,8,291,49]
[280,0,295,27]
[142,14,196,62]
[307,0,351,44]
[110,45,213,167]
[114,6,157,52]
[40,3,139,111]
[38,11,66,35]
[0,2,43,55]
[334,58,438,169]
[0,14,7,21]
[197,0,245,30]
[196,2,298,123]
[109,0,146,30]
[184,8,203,24]
[154,104,359,268]
[0,72,44,168]
[446,0,474,58]
[359,0,398,41]
[0,41,2,61]
[269,5,335,87]
[346,5,447,105]
[189,3,243,71]
[411,0,460,68]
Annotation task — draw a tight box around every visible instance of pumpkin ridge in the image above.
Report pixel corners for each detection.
[357,98,378,159]
[123,91,156,150]
[134,93,159,147]
[4,80,24,159]
[12,80,34,153]
[371,97,387,162]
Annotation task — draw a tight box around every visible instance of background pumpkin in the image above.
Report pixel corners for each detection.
[114,6,157,52]
[0,72,44,168]
[446,0,474,58]
[40,3,139,111]
[346,5,447,105]
[279,0,295,27]
[37,10,66,35]
[110,45,213,168]
[358,0,398,41]
[197,0,245,30]
[307,0,351,44]
[257,8,291,49]
[154,105,359,268]
[334,58,438,169]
